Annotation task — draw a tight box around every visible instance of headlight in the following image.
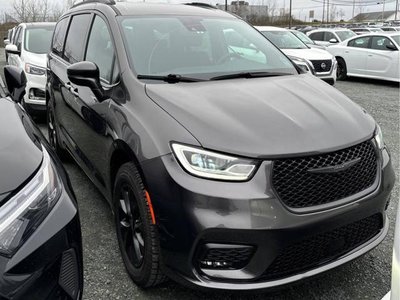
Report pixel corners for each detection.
[171,143,258,181]
[375,125,384,149]
[25,63,46,76]
[0,148,61,256]
[289,56,315,74]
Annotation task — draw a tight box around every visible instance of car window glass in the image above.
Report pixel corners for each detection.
[261,30,307,49]
[309,32,324,41]
[85,16,116,84]
[64,14,91,64]
[16,27,23,49]
[120,17,296,79]
[324,32,335,41]
[25,26,55,54]
[370,36,396,51]
[348,36,370,48]
[52,18,69,57]
[12,27,20,44]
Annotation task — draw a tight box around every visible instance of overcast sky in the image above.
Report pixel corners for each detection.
[0,0,398,21]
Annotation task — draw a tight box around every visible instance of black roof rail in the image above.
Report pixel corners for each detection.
[185,3,217,9]
[71,0,116,8]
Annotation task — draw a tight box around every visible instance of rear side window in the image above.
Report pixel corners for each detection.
[52,18,69,57]
[309,32,324,41]
[370,36,396,51]
[85,16,116,84]
[64,14,91,64]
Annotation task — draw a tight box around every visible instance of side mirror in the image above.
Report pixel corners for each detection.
[329,38,339,43]
[67,61,106,101]
[386,44,398,51]
[5,44,20,56]
[4,66,27,103]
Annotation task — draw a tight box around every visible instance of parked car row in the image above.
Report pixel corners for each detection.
[0,1,397,299]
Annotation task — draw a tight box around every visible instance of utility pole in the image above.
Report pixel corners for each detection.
[352,0,355,20]
[289,0,292,28]
[327,0,330,23]
[382,0,385,21]
[396,0,399,20]
[225,0,227,11]
[322,0,325,23]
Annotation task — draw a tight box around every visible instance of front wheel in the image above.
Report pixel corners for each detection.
[47,106,69,160]
[114,162,166,288]
[336,58,348,80]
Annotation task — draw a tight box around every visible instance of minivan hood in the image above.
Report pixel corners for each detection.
[282,48,333,60]
[0,99,42,198]
[145,74,376,158]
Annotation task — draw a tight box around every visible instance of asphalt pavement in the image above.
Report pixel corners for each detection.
[0,48,399,300]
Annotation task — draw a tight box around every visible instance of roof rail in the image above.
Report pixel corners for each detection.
[185,3,217,9]
[71,0,116,8]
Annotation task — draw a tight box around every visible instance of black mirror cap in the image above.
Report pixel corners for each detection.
[4,66,27,103]
[386,44,398,51]
[67,61,106,101]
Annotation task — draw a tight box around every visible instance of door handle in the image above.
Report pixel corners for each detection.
[345,50,349,53]
[70,87,79,97]
[368,54,373,57]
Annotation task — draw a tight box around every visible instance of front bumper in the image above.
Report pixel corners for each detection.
[142,146,395,291]
[24,73,46,107]
[0,184,83,299]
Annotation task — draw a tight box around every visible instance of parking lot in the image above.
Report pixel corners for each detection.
[0,47,399,300]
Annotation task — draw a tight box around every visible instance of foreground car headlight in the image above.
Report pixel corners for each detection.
[375,125,384,150]
[25,63,46,76]
[0,148,61,256]
[171,143,258,181]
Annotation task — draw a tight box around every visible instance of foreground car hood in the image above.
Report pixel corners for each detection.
[0,99,42,199]
[146,74,375,158]
[283,48,333,60]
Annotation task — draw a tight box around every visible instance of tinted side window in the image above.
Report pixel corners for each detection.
[370,36,396,51]
[85,16,116,83]
[15,27,23,49]
[64,14,91,64]
[348,37,370,48]
[324,32,335,41]
[309,32,324,41]
[52,17,69,57]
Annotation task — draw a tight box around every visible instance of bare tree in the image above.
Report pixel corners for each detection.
[12,0,27,22]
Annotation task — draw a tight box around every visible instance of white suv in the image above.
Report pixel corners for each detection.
[307,28,356,47]
[256,26,336,85]
[5,22,55,116]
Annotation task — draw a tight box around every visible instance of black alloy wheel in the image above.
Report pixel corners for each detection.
[114,162,166,287]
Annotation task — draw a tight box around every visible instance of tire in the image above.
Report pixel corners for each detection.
[47,105,70,160]
[113,162,166,288]
[336,58,348,80]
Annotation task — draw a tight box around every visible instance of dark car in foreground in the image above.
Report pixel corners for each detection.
[47,0,395,291]
[0,67,83,299]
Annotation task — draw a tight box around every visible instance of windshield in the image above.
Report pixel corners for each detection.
[392,35,400,46]
[24,25,55,54]
[336,30,356,41]
[260,30,308,49]
[119,16,297,80]
[292,31,314,44]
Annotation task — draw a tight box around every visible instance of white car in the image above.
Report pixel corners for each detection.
[352,28,384,35]
[326,33,400,83]
[307,28,357,47]
[5,22,55,116]
[382,205,400,300]
[290,29,326,50]
[256,26,336,85]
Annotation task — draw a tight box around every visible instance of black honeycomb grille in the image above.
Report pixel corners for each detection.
[272,140,378,209]
[311,59,333,73]
[59,249,79,299]
[200,246,254,269]
[260,214,382,281]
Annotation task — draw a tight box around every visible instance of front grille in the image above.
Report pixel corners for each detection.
[311,59,332,73]
[260,214,382,281]
[272,140,378,209]
[198,245,254,270]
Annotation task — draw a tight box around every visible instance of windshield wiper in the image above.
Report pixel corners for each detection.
[137,74,205,83]
[210,71,291,81]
